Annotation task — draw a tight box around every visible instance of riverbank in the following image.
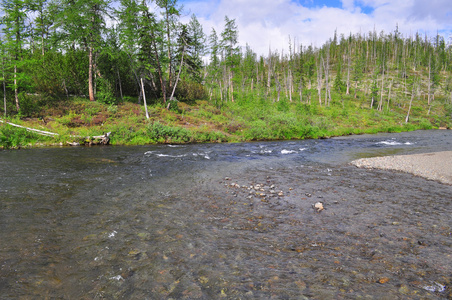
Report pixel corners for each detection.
[1,96,451,149]
[351,151,452,185]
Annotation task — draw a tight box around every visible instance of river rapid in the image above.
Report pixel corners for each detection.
[0,130,451,299]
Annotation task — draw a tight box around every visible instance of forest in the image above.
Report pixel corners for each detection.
[1,0,452,148]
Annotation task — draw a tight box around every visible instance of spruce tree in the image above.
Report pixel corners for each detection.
[0,0,28,111]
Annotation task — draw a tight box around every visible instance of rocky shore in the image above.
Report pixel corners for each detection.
[351,151,452,185]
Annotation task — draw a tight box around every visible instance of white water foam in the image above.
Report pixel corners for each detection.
[281,149,297,154]
[156,154,187,158]
[377,140,413,146]
[193,153,211,159]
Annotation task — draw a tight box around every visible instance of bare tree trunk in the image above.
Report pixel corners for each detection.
[125,52,142,104]
[323,48,331,106]
[267,47,272,97]
[346,47,351,95]
[140,78,149,119]
[88,46,95,101]
[299,78,303,103]
[62,79,69,99]
[317,55,322,106]
[378,66,385,111]
[405,83,417,123]
[219,80,223,103]
[230,72,234,102]
[116,69,123,101]
[288,69,292,102]
[427,55,431,105]
[387,79,393,111]
[3,75,6,117]
[274,73,281,102]
[162,6,173,95]
[13,64,19,111]
[2,57,7,117]
[169,45,185,103]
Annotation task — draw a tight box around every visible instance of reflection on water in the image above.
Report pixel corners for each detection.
[0,130,451,298]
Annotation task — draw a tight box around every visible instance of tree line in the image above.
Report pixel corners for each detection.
[1,0,452,117]
[206,26,452,114]
[0,0,212,114]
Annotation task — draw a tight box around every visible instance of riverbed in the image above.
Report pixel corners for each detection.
[0,130,451,299]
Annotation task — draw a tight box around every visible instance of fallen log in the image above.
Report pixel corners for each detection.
[0,119,58,137]
[1,118,111,146]
[65,132,111,146]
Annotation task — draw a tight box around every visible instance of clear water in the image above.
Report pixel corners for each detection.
[0,130,451,299]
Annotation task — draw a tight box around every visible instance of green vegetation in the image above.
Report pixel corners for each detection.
[0,91,449,149]
[0,0,451,149]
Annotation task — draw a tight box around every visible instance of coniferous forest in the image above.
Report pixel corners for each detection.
[1,0,452,148]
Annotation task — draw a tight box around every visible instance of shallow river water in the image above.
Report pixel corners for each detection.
[0,130,451,299]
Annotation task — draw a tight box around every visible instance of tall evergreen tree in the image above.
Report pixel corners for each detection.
[58,0,111,101]
[187,14,206,83]
[220,16,239,102]
[0,0,28,111]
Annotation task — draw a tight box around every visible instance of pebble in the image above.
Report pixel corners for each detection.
[314,202,324,212]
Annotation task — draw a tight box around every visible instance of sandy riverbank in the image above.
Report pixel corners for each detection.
[351,151,452,185]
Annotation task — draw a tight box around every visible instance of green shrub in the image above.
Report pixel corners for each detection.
[18,93,40,117]
[146,121,192,143]
[166,99,179,112]
[418,118,433,130]
[0,124,49,148]
[276,99,290,112]
[193,129,226,142]
[243,120,271,140]
[97,78,118,105]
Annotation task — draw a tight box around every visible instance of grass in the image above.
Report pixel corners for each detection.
[0,89,451,149]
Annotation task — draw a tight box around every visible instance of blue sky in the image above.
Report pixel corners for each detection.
[178,0,452,56]
[298,0,374,14]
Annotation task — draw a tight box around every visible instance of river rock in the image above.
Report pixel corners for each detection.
[314,202,324,212]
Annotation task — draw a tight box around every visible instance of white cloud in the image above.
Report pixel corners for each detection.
[341,0,355,11]
[180,0,452,56]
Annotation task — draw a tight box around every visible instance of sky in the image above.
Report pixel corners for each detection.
[178,0,452,56]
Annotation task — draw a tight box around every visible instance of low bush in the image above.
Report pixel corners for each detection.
[0,124,49,148]
[146,121,192,143]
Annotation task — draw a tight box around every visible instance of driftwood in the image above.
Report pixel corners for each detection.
[67,132,111,146]
[87,132,111,146]
[1,119,111,146]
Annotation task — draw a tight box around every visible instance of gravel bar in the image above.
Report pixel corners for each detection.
[351,151,452,185]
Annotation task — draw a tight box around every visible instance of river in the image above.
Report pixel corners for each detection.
[0,130,451,299]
